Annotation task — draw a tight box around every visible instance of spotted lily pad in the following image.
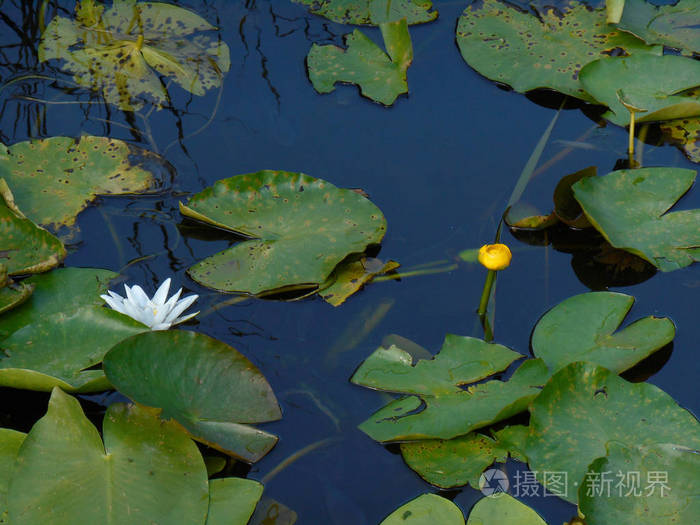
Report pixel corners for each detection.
[532,292,675,374]
[466,494,546,525]
[103,330,282,462]
[380,494,464,525]
[526,362,700,503]
[579,442,700,524]
[0,136,164,229]
[307,18,412,106]
[572,167,700,271]
[181,170,387,295]
[293,0,437,25]
[0,264,34,315]
[0,179,65,275]
[38,0,230,111]
[579,54,700,126]
[660,117,700,163]
[456,0,659,102]
[321,257,398,306]
[617,0,700,55]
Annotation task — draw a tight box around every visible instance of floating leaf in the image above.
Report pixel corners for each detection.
[660,117,700,163]
[0,305,147,392]
[456,0,658,102]
[103,330,282,462]
[380,494,464,525]
[307,18,413,106]
[293,0,437,25]
[0,179,65,275]
[0,428,25,521]
[579,54,700,126]
[400,433,511,489]
[606,0,625,24]
[321,257,399,306]
[0,136,164,229]
[7,388,210,524]
[206,478,263,525]
[39,0,230,111]
[532,291,675,374]
[0,267,116,340]
[617,0,700,55]
[182,170,387,295]
[579,442,700,524]
[466,494,546,525]
[526,362,700,503]
[572,167,700,271]
[0,264,34,315]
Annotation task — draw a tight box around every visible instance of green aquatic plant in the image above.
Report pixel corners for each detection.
[0,265,34,315]
[307,18,413,106]
[380,494,464,525]
[467,494,546,525]
[38,0,231,111]
[293,0,437,26]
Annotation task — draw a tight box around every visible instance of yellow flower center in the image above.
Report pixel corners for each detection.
[478,244,512,271]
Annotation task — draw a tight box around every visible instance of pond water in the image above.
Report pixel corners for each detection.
[0,0,698,523]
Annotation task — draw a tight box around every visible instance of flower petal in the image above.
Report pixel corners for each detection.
[129,285,150,308]
[101,294,127,315]
[163,294,198,324]
[171,310,199,326]
[151,278,171,306]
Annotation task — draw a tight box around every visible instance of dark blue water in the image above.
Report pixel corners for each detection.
[1,1,698,523]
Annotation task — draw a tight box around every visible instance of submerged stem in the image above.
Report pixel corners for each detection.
[477,270,496,317]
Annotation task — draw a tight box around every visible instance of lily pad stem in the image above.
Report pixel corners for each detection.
[628,110,636,157]
[477,269,496,318]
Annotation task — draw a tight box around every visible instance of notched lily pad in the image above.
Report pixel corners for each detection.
[466,494,546,525]
[321,257,398,306]
[103,330,282,462]
[0,264,34,315]
[380,493,464,525]
[39,0,231,111]
[181,170,387,295]
[293,0,437,26]
[572,167,700,271]
[0,179,65,275]
[307,18,413,106]
[0,136,165,229]
[456,0,658,102]
[660,116,700,164]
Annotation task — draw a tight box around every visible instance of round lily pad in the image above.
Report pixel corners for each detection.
[293,0,437,26]
[380,494,464,525]
[181,170,387,295]
[103,330,282,462]
[466,494,546,525]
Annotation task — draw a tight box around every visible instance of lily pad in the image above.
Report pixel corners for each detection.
[321,257,398,306]
[0,267,117,340]
[206,478,263,525]
[466,494,546,525]
[0,179,65,275]
[354,352,549,442]
[307,18,412,106]
[579,54,700,126]
[400,433,511,489]
[6,388,210,524]
[0,428,25,521]
[39,0,230,111]
[293,0,437,25]
[579,442,700,524]
[456,0,658,102]
[0,136,164,229]
[526,362,700,503]
[380,494,464,525]
[0,265,34,315]
[532,291,675,374]
[103,330,282,462]
[0,305,147,392]
[572,167,700,271]
[660,117,700,164]
[182,170,387,295]
[617,0,700,55]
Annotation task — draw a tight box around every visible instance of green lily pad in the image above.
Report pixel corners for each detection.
[206,478,263,525]
[0,305,147,392]
[307,18,412,106]
[572,167,700,271]
[456,0,658,103]
[617,0,700,55]
[0,179,65,275]
[466,494,546,525]
[606,0,625,24]
[0,136,163,229]
[400,433,511,489]
[532,291,675,374]
[0,269,34,315]
[660,117,700,164]
[182,170,387,295]
[355,353,549,442]
[0,267,117,340]
[103,330,282,463]
[526,362,700,503]
[321,257,398,306]
[0,428,25,521]
[579,54,700,126]
[7,388,210,524]
[579,442,700,524]
[293,0,437,25]
[380,494,464,525]
[39,0,230,111]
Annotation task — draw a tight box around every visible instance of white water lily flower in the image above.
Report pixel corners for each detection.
[101,278,199,330]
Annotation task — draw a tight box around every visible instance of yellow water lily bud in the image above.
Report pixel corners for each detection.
[478,244,512,271]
